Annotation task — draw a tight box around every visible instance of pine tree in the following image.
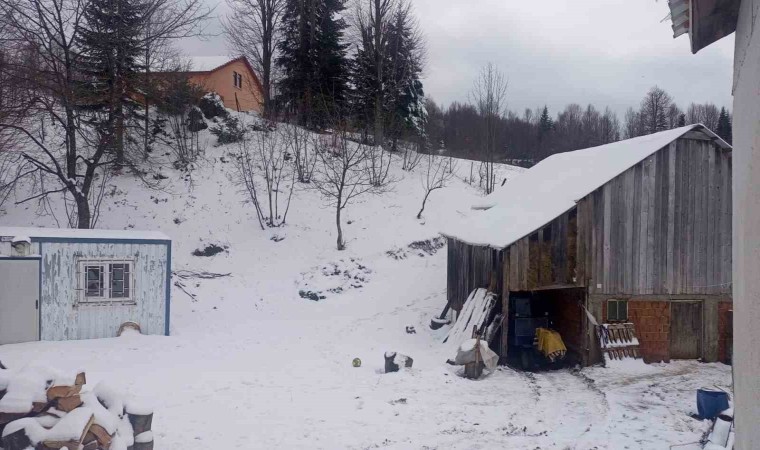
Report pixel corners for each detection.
[78,0,145,164]
[350,1,425,147]
[716,107,732,144]
[387,4,425,140]
[277,0,349,128]
[538,106,552,134]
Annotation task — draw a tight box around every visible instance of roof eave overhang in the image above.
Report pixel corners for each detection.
[670,0,740,53]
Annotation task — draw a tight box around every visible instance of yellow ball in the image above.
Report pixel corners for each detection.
[352,357,362,367]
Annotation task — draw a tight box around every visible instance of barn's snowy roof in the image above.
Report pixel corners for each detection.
[441,124,729,249]
[0,227,170,242]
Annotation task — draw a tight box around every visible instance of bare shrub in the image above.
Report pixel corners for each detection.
[234,127,295,229]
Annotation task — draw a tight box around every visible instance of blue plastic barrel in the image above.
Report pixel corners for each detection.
[697,388,730,420]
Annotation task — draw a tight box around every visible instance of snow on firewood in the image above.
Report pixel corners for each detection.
[0,366,152,450]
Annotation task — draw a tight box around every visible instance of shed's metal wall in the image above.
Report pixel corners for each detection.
[580,138,732,295]
[40,241,168,340]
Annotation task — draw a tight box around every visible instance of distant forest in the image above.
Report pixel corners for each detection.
[425,86,733,166]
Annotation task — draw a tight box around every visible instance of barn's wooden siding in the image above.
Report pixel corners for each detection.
[495,137,731,296]
[40,241,169,340]
[502,211,579,292]
[581,138,732,295]
[446,238,503,312]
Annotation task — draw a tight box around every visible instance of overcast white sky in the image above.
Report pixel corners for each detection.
[181,0,735,117]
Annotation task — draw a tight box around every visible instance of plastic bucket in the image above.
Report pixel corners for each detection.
[697,388,730,420]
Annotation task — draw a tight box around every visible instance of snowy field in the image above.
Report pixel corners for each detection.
[0,121,731,449]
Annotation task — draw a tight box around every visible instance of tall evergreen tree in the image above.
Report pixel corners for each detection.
[78,0,145,164]
[350,0,425,147]
[717,107,732,144]
[386,3,425,143]
[277,0,349,128]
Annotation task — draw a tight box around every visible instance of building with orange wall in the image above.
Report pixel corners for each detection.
[185,56,264,114]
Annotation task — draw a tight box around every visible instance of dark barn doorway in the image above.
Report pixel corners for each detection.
[504,287,585,370]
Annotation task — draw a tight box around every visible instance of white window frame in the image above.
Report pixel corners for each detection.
[607,299,629,322]
[76,259,136,305]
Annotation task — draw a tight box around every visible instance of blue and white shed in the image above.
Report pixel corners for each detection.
[0,227,171,344]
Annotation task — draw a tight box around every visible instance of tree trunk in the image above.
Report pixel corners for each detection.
[75,194,91,229]
[373,0,384,149]
[116,103,125,165]
[336,204,344,250]
[417,190,431,219]
[65,106,78,179]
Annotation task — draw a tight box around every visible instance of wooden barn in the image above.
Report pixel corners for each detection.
[442,124,732,365]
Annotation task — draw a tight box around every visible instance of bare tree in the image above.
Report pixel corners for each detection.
[223,0,284,118]
[235,125,295,229]
[283,124,317,183]
[417,151,456,219]
[686,102,721,130]
[139,0,211,156]
[623,107,642,139]
[313,126,388,250]
[639,86,673,135]
[470,62,507,195]
[365,144,393,186]
[0,0,117,228]
[599,107,621,143]
[159,70,207,166]
[401,139,424,171]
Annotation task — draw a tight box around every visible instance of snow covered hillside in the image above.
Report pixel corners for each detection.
[0,118,731,449]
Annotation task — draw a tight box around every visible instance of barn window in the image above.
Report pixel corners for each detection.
[607,299,628,322]
[233,71,242,89]
[78,260,135,303]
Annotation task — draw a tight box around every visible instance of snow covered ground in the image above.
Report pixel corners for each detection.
[0,120,732,449]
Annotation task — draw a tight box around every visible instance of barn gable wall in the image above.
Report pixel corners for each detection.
[446,239,502,312]
[581,137,732,296]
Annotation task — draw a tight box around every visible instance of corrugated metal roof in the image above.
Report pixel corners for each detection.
[669,0,691,38]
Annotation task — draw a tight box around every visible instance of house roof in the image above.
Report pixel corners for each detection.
[440,124,730,249]
[0,227,171,242]
[668,0,740,53]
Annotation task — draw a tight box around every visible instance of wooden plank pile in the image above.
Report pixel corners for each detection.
[597,323,641,360]
[0,363,153,450]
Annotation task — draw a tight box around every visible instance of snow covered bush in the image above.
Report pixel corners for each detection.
[198,92,228,120]
[210,116,246,145]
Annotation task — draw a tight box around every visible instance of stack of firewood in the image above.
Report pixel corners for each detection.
[0,363,153,450]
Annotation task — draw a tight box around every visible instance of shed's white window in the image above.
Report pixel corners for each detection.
[78,260,134,303]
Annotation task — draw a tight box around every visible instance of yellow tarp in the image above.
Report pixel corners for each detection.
[535,328,567,362]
